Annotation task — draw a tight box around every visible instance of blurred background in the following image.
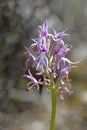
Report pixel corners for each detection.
[0,0,87,130]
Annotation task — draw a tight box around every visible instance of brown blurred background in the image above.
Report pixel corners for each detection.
[0,0,87,130]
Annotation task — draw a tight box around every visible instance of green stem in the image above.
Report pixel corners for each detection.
[50,86,56,130]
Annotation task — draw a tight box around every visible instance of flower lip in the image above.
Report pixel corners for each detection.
[33,52,51,75]
[60,57,81,67]
[25,47,36,61]
[23,70,38,84]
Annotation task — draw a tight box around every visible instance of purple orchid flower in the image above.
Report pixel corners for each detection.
[33,52,51,75]
[49,29,69,42]
[38,20,48,37]
[57,44,72,59]
[52,44,72,71]
[60,65,70,78]
[37,36,51,53]
[37,21,50,54]
[31,21,50,54]
[53,30,67,39]
[23,70,40,90]
[59,57,80,84]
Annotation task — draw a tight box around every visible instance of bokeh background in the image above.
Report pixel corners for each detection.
[0,0,87,130]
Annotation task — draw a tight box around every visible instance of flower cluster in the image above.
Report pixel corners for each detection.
[24,21,79,100]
